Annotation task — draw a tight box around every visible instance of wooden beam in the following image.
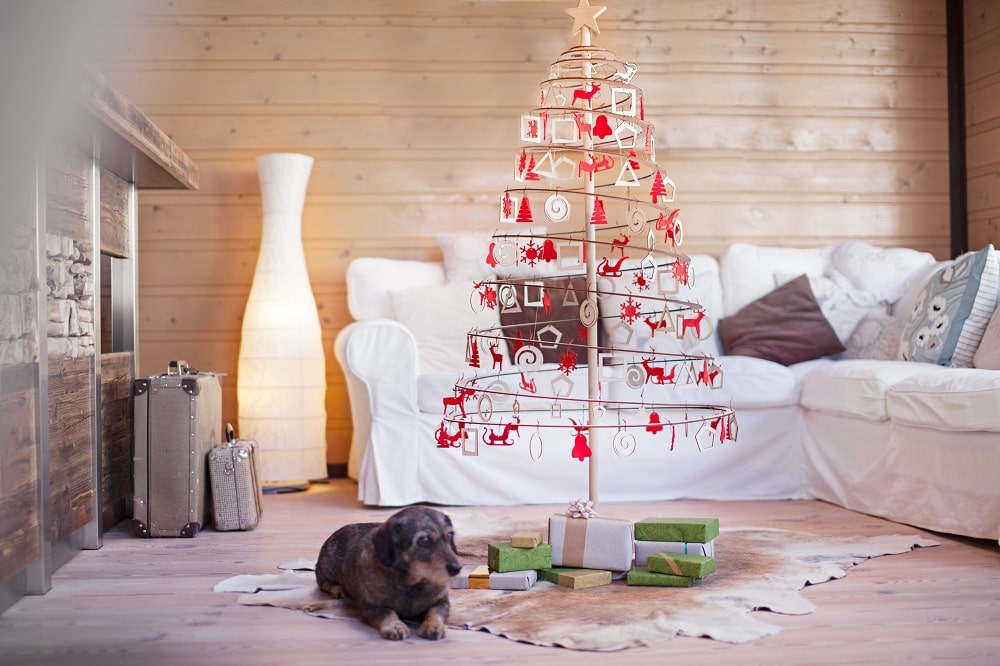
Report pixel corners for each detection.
[947,0,969,257]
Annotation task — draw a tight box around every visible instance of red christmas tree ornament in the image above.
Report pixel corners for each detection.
[590,196,608,224]
[650,171,668,203]
[525,156,540,181]
[516,194,534,223]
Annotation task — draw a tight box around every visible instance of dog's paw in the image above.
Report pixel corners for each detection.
[417,618,447,641]
[378,618,410,641]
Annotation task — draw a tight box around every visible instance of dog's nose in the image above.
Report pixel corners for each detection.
[447,561,462,577]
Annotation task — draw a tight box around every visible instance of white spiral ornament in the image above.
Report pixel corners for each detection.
[515,345,544,371]
[544,193,571,222]
[625,363,646,388]
[612,430,637,457]
[579,298,599,327]
[628,207,646,232]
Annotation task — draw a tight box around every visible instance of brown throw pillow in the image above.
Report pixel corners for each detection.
[498,275,587,364]
[718,274,845,365]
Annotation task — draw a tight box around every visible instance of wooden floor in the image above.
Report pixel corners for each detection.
[0,479,997,666]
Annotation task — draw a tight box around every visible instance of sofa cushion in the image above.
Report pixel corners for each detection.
[720,243,825,316]
[499,275,588,365]
[718,275,845,365]
[347,258,445,320]
[898,245,999,367]
[887,368,1000,433]
[607,354,798,410]
[973,306,1000,370]
[799,360,943,421]
[389,281,505,375]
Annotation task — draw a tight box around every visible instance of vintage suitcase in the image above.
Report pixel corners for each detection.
[133,360,222,537]
[209,424,264,531]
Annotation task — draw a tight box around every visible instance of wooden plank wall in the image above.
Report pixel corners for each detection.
[0,364,40,583]
[100,352,133,529]
[94,0,952,469]
[965,0,1000,250]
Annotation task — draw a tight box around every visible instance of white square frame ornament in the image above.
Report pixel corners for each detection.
[611,87,638,117]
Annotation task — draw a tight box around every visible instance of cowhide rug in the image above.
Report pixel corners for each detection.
[214,522,937,651]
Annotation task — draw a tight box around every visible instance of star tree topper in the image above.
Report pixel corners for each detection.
[565,0,607,37]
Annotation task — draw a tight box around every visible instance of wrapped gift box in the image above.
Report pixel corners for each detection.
[647,552,716,578]
[453,564,537,590]
[453,564,490,589]
[488,542,552,573]
[548,515,633,572]
[626,567,693,588]
[489,568,538,590]
[538,567,612,589]
[633,517,719,543]
[510,532,545,548]
[634,539,714,566]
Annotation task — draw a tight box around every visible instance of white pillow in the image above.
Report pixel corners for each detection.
[824,239,936,305]
[389,281,505,374]
[720,243,825,316]
[435,232,494,283]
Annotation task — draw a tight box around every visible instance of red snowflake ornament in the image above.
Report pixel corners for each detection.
[620,295,642,324]
[558,348,578,376]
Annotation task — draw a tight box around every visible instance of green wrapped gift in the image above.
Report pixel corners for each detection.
[488,541,552,573]
[537,567,612,589]
[626,566,693,588]
[647,552,716,578]
[633,517,719,543]
[536,566,578,584]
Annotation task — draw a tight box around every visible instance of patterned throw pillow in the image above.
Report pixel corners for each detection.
[844,312,905,361]
[898,245,999,367]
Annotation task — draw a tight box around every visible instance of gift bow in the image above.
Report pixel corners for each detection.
[566,498,597,519]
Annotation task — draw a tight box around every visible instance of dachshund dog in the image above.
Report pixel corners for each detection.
[315,506,462,640]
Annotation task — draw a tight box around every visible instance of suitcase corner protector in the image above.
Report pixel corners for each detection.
[132,520,150,538]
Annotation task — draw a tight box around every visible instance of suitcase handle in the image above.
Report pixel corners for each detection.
[167,360,190,375]
[226,422,235,443]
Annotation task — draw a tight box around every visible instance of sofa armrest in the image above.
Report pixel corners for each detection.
[334,319,421,499]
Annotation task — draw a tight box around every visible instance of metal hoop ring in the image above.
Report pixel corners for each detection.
[529,431,544,461]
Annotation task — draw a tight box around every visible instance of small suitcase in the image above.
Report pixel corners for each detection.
[133,360,222,537]
[209,424,264,531]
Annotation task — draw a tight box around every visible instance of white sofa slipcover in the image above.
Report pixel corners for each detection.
[335,243,1000,541]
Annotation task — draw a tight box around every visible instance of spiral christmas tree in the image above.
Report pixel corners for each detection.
[438,0,735,505]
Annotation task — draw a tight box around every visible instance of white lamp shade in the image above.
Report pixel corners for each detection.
[237,153,328,485]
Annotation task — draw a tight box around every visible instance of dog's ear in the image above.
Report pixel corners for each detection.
[372,521,397,569]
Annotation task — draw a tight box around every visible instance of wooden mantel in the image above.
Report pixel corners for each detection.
[78,64,199,191]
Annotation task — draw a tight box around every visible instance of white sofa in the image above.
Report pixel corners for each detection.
[334,240,1000,541]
